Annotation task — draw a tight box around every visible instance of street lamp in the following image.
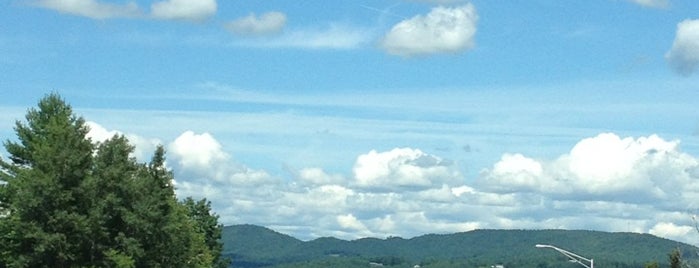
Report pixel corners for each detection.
[535,244,593,268]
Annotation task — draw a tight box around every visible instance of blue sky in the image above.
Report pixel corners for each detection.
[3,0,699,244]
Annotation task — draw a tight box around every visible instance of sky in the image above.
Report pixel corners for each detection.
[2,0,699,246]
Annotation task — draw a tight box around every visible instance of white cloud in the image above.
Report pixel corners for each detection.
[86,121,120,143]
[353,148,460,191]
[82,115,699,244]
[408,0,467,4]
[666,19,699,76]
[169,131,228,170]
[78,105,699,244]
[167,130,274,187]
[566,134,677,190]
[483,154,543,193]
[381,211,480,235]
[627,0,669,8]
[171,133,699,244]
[151,0,216,22]
[649,222,694,241]
[337,213,369,231]
[34,0,141,19]
[480,133,699,201]
[297,168,345,185]
[225,12,287,36]
[380,4,478,56]
[86,121,160,161]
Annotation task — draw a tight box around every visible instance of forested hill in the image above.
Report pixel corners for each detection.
[222,224,699,268]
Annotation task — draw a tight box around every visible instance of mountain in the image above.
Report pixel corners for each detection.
[222,225,699,268]
[221,224,303,267]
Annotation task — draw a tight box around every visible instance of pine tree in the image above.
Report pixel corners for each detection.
[87,134,143,266]
[131,146,214,267]
[669,248,682,268]
[183,197,230,268]
[0,93,94,267]
[1,94,223,267]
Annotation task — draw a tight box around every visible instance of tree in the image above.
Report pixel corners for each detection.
[86,134,143,266]
[670,248,682,268]
[183,197,230,268]
[128,145,217,267]
[0,93,94,267]
[645,261,660,268]
[0,94,225,267]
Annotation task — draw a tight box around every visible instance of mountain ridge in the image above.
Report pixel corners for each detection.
[222,224,699,268]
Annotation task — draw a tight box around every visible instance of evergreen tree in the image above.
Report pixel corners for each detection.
[0,93,94,267]
[669,248,681,268]
[1,94,224,267]
[183,197,230,268]
[87,134,143,266]
[130,146,214,267]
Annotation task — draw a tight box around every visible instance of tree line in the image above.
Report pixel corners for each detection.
[0,94,229,267]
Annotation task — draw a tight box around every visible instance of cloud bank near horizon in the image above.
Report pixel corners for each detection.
[86,122,699,245]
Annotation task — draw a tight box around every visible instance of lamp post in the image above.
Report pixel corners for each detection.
[535,244,593,268]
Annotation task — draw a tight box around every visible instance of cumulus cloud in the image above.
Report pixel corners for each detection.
[481,133,699,202]
[380,4,478,56]
[485,154,543,193]
[353,148,460,191]
[337,213,369,231]
[627,0,669,8]
[167,131,273,186]
[33,0,141,19]
[151,0,216,22]
[225,12,287,36]
[86,121,121,142]
[169,131,228,170]
[178,134,699,244]
[666,19,699,76]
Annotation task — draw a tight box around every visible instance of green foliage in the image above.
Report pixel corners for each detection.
[0,94,225,267]
[104,249,136,268]
[0,93,94,267]
[669,248,681,268]
[182,197,230,268]
[645,261,660,268]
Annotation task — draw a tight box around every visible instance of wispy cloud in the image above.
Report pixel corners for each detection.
[225,12,287,36]
[407,0,469,4]
[627,0,669,9]
[31,0,217,22]
[233,24,375,50]
[32,0,142,19]
[150,0,217,22]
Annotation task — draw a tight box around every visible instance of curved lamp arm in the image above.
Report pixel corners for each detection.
[536,244,594,268]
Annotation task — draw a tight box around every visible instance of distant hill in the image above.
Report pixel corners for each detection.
[222,224,699,268]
